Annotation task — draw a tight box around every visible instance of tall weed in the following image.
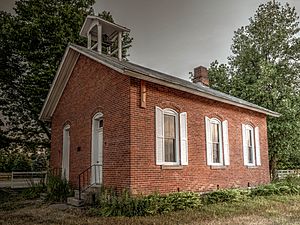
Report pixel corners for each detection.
[21,181,46,199]
[45,173,73,202]
[88,177,300,217]
[89,189,201,217]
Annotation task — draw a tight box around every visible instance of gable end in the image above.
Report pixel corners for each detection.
[39,47,80,121]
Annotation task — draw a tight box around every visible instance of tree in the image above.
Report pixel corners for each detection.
[207,1,300,177]
[0,0,133,155]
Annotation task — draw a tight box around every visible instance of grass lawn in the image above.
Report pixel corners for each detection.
[1,189,300,225]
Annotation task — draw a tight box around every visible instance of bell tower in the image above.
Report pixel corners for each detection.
[79,15,130,60]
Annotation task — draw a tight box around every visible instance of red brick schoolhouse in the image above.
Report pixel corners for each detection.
[40,16,279,196]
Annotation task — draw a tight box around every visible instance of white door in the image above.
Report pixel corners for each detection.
[62,125,70,180]
[91,116,103,184]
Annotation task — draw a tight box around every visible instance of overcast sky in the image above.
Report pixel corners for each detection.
[1,0,300,80]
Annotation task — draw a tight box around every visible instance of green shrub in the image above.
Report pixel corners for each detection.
[91,188,149,217]
[45,173,73,202]
[143,193,174,215]
[89,189,201,217]
[250,180,300,197]
[164,192,201,211]
[202,189,250,204]
[278,176,300,186]
[250,184,280,197]
[88,178,300,217]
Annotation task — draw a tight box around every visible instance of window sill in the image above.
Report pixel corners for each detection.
[161,165,184,170]
[246,165,259,169]
[210,165,227,170]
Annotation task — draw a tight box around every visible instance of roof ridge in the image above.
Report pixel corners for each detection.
[67,44,280,117]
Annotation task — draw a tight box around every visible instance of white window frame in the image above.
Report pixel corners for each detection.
[162,108,179,165]
[242,124,262,167]
[245,125,255,166]
[205,117,230,167]
[209,118,223,166]
[62,124,70,180]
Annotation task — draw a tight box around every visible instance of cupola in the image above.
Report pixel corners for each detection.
[79,15,130,60]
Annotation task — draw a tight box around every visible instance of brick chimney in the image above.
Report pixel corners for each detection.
[192,66,209,86]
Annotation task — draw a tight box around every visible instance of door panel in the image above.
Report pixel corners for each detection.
[91,117,103,185]
[62,126,70,180]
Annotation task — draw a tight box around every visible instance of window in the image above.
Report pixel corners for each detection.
[242,124,261,166]
[211,120,221,164]
[98,119,103,129]
[164,113,177,162]
[205,117,230,166]
[246,126,254,164]
[155,107,188,166]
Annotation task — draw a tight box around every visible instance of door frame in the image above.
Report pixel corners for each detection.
[62,124,70,180]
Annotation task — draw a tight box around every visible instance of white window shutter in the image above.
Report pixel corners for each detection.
[155,106,164,165]
[205,116,212,165]
[242,124,248,165]
[255,127,261,166]
[222,120,230,166]
[180,112,188,165]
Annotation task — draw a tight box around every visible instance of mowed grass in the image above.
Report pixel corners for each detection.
[1,192,300,225]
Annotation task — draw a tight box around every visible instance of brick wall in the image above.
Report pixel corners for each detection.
[129,78,270,194]
[50,55,131,189]
[50,54,270,194]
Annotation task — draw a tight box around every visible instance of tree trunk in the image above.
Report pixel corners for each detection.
[270,154,277,181]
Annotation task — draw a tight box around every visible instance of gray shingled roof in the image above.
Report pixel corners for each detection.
[71,43,279,117]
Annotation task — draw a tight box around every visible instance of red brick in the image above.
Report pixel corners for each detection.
[50,55,270,194]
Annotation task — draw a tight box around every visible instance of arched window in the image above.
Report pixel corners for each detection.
[245,125,255,164]
[205,117,230,166]
[242,124,261,166]
[210,118,222,164]
[155,107,188,166]
[163,109,179,164]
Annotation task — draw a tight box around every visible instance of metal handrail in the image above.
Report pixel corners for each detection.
[78,164,102,200]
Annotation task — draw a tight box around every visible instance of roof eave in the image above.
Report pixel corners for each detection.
[39,44,280,122]
[124,69,280,118]
[39,46,80,121]
[79,15,130,38]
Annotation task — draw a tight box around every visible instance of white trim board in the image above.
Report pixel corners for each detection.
[39,47,80,121]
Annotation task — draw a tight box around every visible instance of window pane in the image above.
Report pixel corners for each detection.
[211,122,221,164]
[247,128,254,164]
[211,123,219,143]
[213,143,220,163]
[164,115,175,138]
[164,114,176,162]
[248,146,253,163]
[247,130,252,147]
[164,139,176,162]
[99,119,103,128]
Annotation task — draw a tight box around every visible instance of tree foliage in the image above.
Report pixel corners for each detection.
[208,1,300,174]
[0,0,133,155]
[0,147,47,172]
